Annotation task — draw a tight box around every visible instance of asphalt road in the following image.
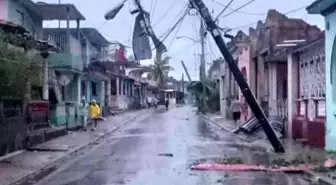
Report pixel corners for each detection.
[34,106,316,185]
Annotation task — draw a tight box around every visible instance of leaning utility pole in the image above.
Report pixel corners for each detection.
[199,19,207,112]
[181,60,192,82]
[189,0,285,153]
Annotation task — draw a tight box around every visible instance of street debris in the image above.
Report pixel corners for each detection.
[191,159,336,173]
[158,153,174,157]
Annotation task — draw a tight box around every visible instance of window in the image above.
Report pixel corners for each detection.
[91,82,97,96]
[81,81,86,97]
[282,80,287,99]
[111,79,117,95]
[16,10,24,26]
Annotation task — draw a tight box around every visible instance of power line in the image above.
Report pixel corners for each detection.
[150,0,157,19]
[222,0,257,18]
[191,13,199,77]
[211,0,265,16]
[212,0,307,17]
[156,5,188,39]
[167,14,186,51]
[229,5,309,30]
[207,36,216,59]
[151,7,189,50]
[170,42,195,59]
[215,0,235,21]
[152,0,183,27]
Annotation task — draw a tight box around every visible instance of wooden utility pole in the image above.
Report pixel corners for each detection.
[189,0,285,153]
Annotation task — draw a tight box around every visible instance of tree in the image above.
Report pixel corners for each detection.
[150,56,173,89]
[187,80,220,113]
[0,30,42,99]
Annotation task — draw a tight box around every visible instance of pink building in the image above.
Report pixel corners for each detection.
[238,43,253,122]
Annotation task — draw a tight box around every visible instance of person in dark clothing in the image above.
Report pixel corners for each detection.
[231,96,241,125]
[165,97,169,110]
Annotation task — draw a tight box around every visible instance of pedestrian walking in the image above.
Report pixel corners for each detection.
[89,100,101,131]
[153,96,158,109]
[230,96,241,125]
[165,97,169,110]
[147,96,152,108]
[79,97,89,131]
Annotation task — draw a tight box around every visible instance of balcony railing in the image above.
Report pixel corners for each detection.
[48,53,83,71]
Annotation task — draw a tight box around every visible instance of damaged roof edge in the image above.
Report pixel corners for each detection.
[36,3,85,21]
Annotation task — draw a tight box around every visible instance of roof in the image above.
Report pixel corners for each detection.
[80,28,109,46]
[22,0,41,17]
[35,2,85,20]
[0,20,58,52]
[43,28,109,47]
[293,32,325,53]
[307,0,336,15]
[273,31,325,58]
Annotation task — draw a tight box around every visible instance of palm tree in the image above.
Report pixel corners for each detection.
[187,80,220,113]
[150,56,173,89]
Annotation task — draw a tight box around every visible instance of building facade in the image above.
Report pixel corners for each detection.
[249,10,321,121]
[307,0,336,151]
[285,34,326,148]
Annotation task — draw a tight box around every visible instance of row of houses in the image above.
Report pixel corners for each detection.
[210,9,329,149]
[0,0,166,156]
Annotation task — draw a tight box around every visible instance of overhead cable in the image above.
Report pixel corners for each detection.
[221,0,257,18]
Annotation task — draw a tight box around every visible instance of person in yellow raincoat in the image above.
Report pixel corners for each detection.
[89,100,101,131]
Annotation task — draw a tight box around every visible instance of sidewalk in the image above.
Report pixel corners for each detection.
[204,113,336,185]
[0,109,150,185]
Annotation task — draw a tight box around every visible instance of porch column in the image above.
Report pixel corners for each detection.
[220,76,226,116]
[287,52,298,138]
[101,81,105,105]
[76,19,80,40]
[125,80,128,96]
[76,75,81,103]
[269,63,277,116]
[121,79,124,95]
[116,77,120,95]
[85,39,90,67]
[86,80,90,102]
[107,79,111,104]
[42,57,49,100]
[129,81,132,96]
[258,55,265,101]
[66,6,70,53]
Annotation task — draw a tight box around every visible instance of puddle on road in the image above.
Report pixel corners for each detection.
[197,118,221,141]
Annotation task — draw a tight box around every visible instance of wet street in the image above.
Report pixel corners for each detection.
[34,106,315,185]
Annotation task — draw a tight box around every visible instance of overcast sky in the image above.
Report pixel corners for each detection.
[36,0,324,80]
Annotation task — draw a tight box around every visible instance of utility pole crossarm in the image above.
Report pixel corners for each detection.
[189,0,285,153]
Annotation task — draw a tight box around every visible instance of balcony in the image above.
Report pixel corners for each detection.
[48,53,83,72]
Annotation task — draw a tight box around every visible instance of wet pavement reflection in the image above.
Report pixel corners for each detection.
[34,106,316,185]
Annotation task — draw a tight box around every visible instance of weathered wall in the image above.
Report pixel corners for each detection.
[0,0,8,20]
[238,44,253,121]
[325,12,336,151]
[7,0,42,38]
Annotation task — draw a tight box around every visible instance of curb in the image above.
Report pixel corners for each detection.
[6,109,148,185]
[202,115,250,142]
[202,115,269,153]
[203,115,335,184]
